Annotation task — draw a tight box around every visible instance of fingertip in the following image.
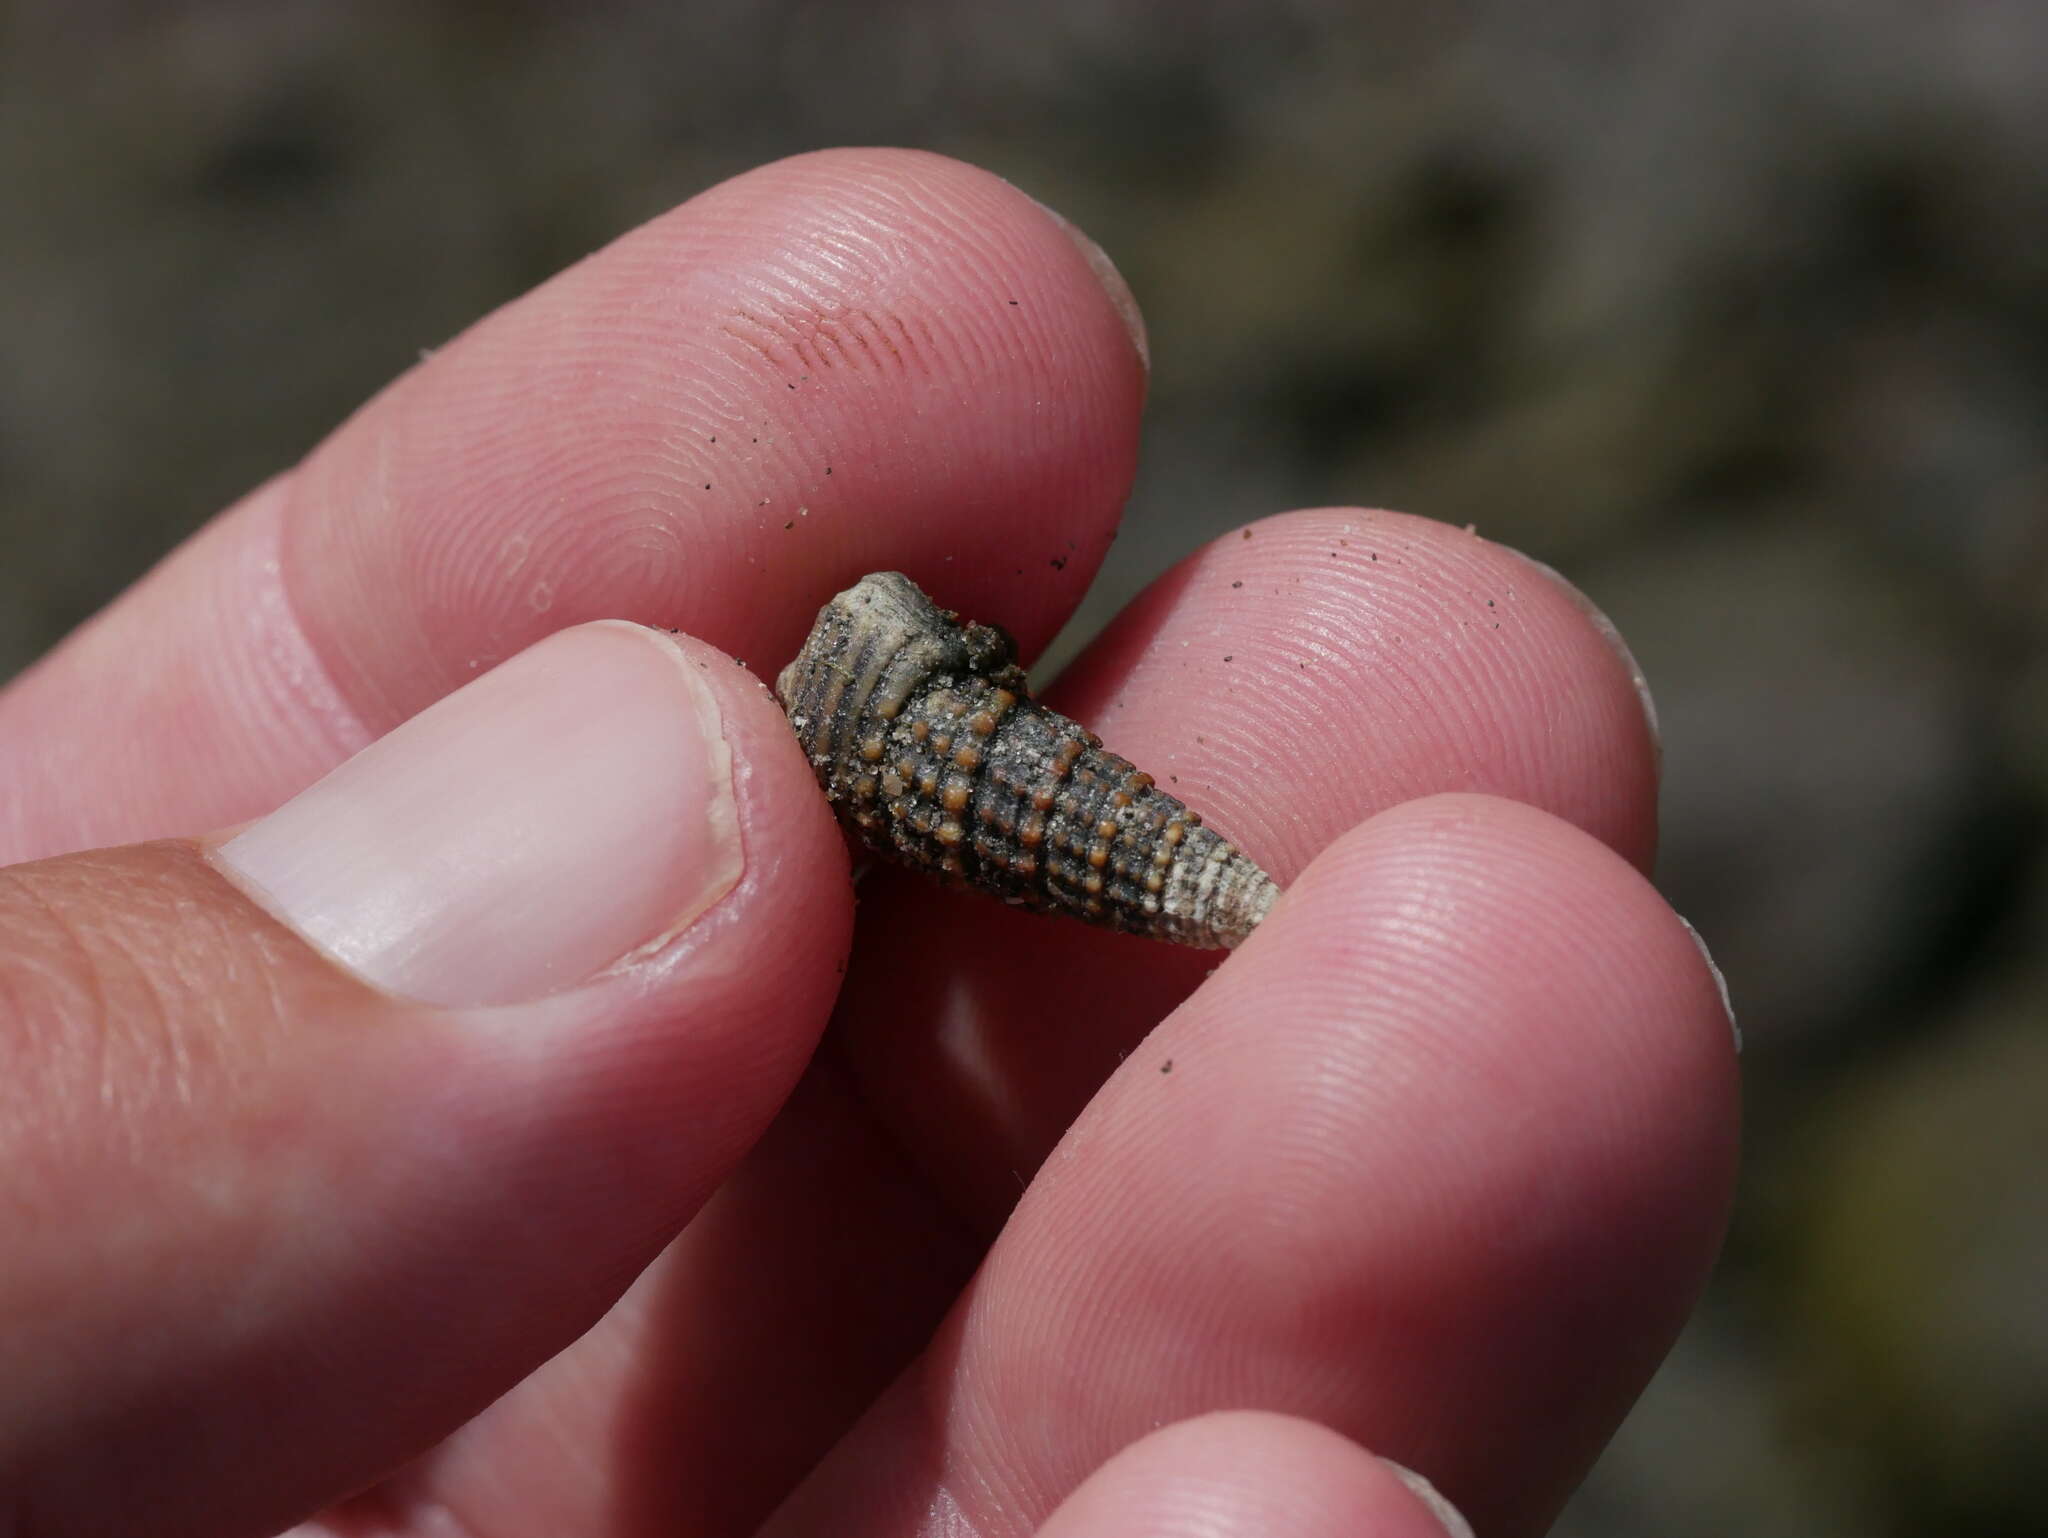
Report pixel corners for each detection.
[704,146,1147,360]
[401,622,857,1238]
[1254,790,1737,1124]
[767,798,1732,1538]
[989,792,1737,1534]
[1053,508,1661,878]
[0,625,854,1538]
[559,624,856,1100]
[1236,791,1740,1228]
[719,147,1147,382]
[289,147,1148,729]
[1194,791,1737,1527]
[8,150,1158,865]
[639,145,1150,634]
[1038,1412,1468,1538]
[211,619,849,1016]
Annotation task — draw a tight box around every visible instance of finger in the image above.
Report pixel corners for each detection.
[767,795,1740,1538]
[330,1061,983,1538]
[1036,1413,1470,1538]
[836,507,1662,1226]
[1,622,850,1538]
[0,147,1146,863]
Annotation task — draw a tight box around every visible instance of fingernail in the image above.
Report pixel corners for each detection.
[1380,1460,1476,1538]
[1502,548,1659,763]
[1678,913,1741,1053]
[1029,195,1150,379]
[213,622,741,1007]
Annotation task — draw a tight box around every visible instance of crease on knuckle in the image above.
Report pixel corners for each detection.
[0,851,254,1154]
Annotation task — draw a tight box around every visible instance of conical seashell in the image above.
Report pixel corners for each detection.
[776,572,1280,948]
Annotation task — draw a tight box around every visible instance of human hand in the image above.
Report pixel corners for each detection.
[0,150,1739,1538]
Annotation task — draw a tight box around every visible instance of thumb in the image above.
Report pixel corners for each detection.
[0,621,850,1538]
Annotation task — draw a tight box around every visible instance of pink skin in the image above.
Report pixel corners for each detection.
[770,798,1736,1538]
[0,150,1735,1538]
[1033,1413,1466,1538]
[835,507,1662,1227]
[3,639,852,1538]
[0,148,1142,860]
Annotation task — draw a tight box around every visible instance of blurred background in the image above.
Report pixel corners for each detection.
[3,2,2044,1532]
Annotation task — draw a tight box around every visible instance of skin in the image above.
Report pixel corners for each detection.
[0,150,1738,1538]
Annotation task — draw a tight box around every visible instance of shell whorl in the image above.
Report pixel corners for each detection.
[776,572,1280,949]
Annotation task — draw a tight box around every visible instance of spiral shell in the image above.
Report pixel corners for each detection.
[776,572,1280,948]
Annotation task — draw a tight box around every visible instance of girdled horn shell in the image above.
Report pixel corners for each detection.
[776,572,1280,948]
